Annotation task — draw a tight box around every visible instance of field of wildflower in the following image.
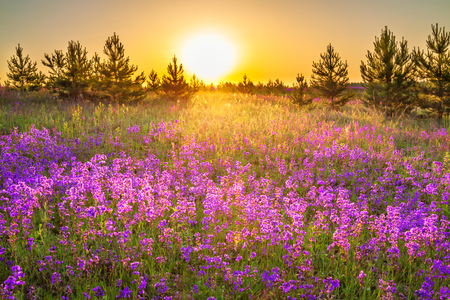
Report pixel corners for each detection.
[1,90,450,299]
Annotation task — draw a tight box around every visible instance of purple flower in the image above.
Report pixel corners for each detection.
[51,272,61,285]
[12,265,25,284]
[181,246,192,262]
[130,262,139,270]
[86,206,97,218]
[357,271,366,285]
[117,286,133,299]
[138,276,147,291]
[92,286,104,297]
[323,277,339,293]
[27,238,34,250]
[261,267,280,287]
[155,278,168,294]
[440,286,450,299]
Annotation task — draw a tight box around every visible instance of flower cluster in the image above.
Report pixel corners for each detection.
[1,107,449,298]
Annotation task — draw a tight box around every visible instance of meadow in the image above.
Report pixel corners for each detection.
[1,90,450,299]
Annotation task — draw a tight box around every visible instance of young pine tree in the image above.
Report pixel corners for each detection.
[42,49,66,90]
[360,27,416,116]
[217,82,238,93]
[147,69,161,93]
[256,81,265,93]
[266,79,275,95]
[290,73,312,107]
[85,52,105,98]
[89,53,104,82]
[265,78,286,96]
[160,55,192,105]
[99,33,146,103]
[63,41,92,98]
[189,74,204,93]
[275,79,287,95]
[310,44,351,109]
[413,23,450,118]
[32,72,47,91]
[7,44,44,91]
[238,74,255,94]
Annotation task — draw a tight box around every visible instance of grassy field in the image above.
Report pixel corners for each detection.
[1,90,450,299]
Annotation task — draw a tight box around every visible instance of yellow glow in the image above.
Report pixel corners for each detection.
[181,33,237,82]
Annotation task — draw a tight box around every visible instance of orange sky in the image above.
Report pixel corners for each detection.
[1,0,449,86]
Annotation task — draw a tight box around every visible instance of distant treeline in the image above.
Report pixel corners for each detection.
[2,24,450,118]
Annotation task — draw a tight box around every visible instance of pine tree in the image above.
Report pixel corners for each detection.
[63,40,91,98]
[310,44,351,109]
[89,52,104,82]
[42,42,91,98]
[256,81,265,93]
[237,74,255,94]
[360,27,416,116]
[6,44,44,91]
[290,73,312,107]
[266,79,287,96]
[275,78,287,95]
[99,33,146,103]
[160,55,192,105]
[217,82,238,93]
[266,79,275,95]
[32,71,47,91]
[189,74,204,93]
[413,23,450,118]
[84,52,106,99]
[42,49,66,90]
[147,69,161,93]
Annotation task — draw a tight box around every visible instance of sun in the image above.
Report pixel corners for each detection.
[181,33,237,82]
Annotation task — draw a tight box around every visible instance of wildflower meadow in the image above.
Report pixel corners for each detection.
[1,91,450,299]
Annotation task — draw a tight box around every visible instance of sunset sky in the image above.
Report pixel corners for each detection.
[1,0,449,86]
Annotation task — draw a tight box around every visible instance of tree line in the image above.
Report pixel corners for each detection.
[3,33,204,106]
[2,24,450,118]
[289,24,450,118]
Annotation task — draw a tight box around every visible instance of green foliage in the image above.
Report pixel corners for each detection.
[361,26,416,116]
[88,52,104,87]
[42,34,146,103]
[160,56,193,105]
[290,73,312,107]
[189,74,204,93]
[147,69,161,93]
[41,41,91,99]
[97,33,146,103]
[238,74,255,94]
[266,78,286,96]
[217,81,238,93]
[33,71,46,91]
[413,23,450,118]
[64,41,92,97]
[41,49,66,90]
[311,44,351,109]
[6,44,44,91]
